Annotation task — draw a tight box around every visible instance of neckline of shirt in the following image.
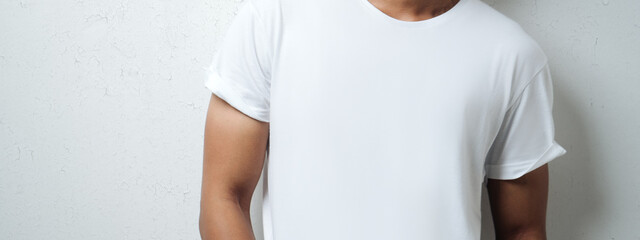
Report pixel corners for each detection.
[357,0,471,28]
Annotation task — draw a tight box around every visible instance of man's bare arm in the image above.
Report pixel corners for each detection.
[199,93,270,240]
[486,163,550,240]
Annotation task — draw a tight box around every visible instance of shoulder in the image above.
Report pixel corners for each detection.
[466,1,549,82]
[469,1,548,67]
[463,0,550,104]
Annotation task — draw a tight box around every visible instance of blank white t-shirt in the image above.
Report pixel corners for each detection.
[204,0,568,239]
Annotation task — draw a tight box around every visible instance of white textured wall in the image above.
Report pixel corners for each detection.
[0,0,638,239]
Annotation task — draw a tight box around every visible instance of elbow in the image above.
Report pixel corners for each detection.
[496,227,546,240]
[199,212,210,240]
[199,191,253,240]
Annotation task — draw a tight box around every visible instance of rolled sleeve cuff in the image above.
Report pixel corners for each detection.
[204,70,270,123]
[485,140,567,180]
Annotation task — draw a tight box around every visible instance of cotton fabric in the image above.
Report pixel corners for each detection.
[204,0,568,238]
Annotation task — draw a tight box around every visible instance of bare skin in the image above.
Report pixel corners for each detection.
[199,93,269,240]
[201,1,551,239]
[487,164,550,240]
[366,0,461,22]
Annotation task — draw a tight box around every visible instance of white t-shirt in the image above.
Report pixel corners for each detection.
[204,0,568,239]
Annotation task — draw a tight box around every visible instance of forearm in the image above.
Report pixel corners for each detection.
[199,194,255,240]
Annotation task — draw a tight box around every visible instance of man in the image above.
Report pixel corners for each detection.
[200,0,568,239]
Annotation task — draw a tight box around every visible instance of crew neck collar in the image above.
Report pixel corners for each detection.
[358,0,471,28]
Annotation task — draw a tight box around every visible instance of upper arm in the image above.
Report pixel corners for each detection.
[482,33,566,239]
[483,64,561,238]
[199,1,274,236]
[200,0,274,204]
[201,93,269,208]
[486,163,549,239]
[483,60,562,238]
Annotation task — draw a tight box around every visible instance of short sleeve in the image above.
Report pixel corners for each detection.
[204,0,272,122]
[484,63,568,180]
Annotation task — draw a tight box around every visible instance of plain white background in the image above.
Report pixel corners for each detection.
[0,0,638,239]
